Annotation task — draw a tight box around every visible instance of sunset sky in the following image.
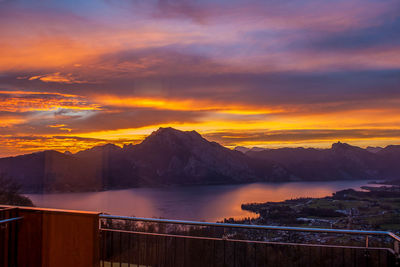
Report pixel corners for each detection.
[1,0,400,157]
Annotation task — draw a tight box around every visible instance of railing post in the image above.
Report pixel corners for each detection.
[365,235,369,248]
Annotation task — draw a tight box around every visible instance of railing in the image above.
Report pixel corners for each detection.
[0,208,22,267]
[100,214,400,267]
[0,205,399,266]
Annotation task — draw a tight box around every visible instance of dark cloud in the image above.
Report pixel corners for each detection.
[153,0,211,24]
[0,107,204,135]
[306,16,400,52]
[64,107,202,133]
[94,47,226,77]
[2,66,400,114]
[93,69,400,109]
[205,129,400,146]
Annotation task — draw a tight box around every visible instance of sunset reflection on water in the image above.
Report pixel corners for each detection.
[26,180,372,222]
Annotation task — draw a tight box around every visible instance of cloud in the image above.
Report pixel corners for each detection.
[93,95,284,115]
[61,107,203,133]
[0,135,142,157]
[1,0,400,156]
[204,129,400,147]
[0,90,100,112]
[27,72,88,84]
[147,0,394,31]
[302,13,400,52]
[2,67,400,118]
[153,0,211,24]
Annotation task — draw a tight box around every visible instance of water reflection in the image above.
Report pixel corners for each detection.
[26,180,372,221]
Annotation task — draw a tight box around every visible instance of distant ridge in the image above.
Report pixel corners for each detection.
[0,127,399,193]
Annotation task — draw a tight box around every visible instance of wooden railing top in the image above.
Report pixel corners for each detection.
[0,205,101,216]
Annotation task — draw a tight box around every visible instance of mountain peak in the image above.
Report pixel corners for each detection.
[142,127,203,145]
[89,143,120,151]
[75,143,121,157]
[331,141,354,150]
[154,127,200,136]
[154,127,182,135]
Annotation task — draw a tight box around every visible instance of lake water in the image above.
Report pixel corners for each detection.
[25,180,375,222]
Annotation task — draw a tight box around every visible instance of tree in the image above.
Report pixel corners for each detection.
[0,174,33,206]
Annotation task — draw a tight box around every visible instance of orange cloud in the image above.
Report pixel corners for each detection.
[0,118,27,127]
[28,72,87,84]
[0,90,77,97]
[0,19,231,73]
[0,36,95,71]
[0,135,140,158]
[66,104,400,150]
[0,91,101,112]
[94,95,285,115]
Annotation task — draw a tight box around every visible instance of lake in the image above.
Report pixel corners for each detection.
[25,180,375,222]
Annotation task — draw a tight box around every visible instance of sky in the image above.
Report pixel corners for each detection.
[0,0,400,157]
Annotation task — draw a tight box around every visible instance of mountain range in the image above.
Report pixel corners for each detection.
[0,127,399,193]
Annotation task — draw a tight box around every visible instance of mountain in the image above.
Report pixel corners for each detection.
[376,145,400,179]
[124,128,257,185]
[246,142,381,181]
[234,146,267,153]
[366,146,383,153]
[0,128,399,193]
[234,146,251,153]
[0,150,103,192]
[0,128,289,192]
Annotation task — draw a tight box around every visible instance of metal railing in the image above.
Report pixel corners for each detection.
[0,217,22,224]
[0,205,397,266]
[0,208,22,267]
[99,214,400,266]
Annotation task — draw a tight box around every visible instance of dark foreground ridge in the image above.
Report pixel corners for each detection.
[0,127,400,193]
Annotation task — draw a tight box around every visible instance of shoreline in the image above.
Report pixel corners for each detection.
[225,185,400,234]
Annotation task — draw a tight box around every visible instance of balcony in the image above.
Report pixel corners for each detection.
[1,206,399,267]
